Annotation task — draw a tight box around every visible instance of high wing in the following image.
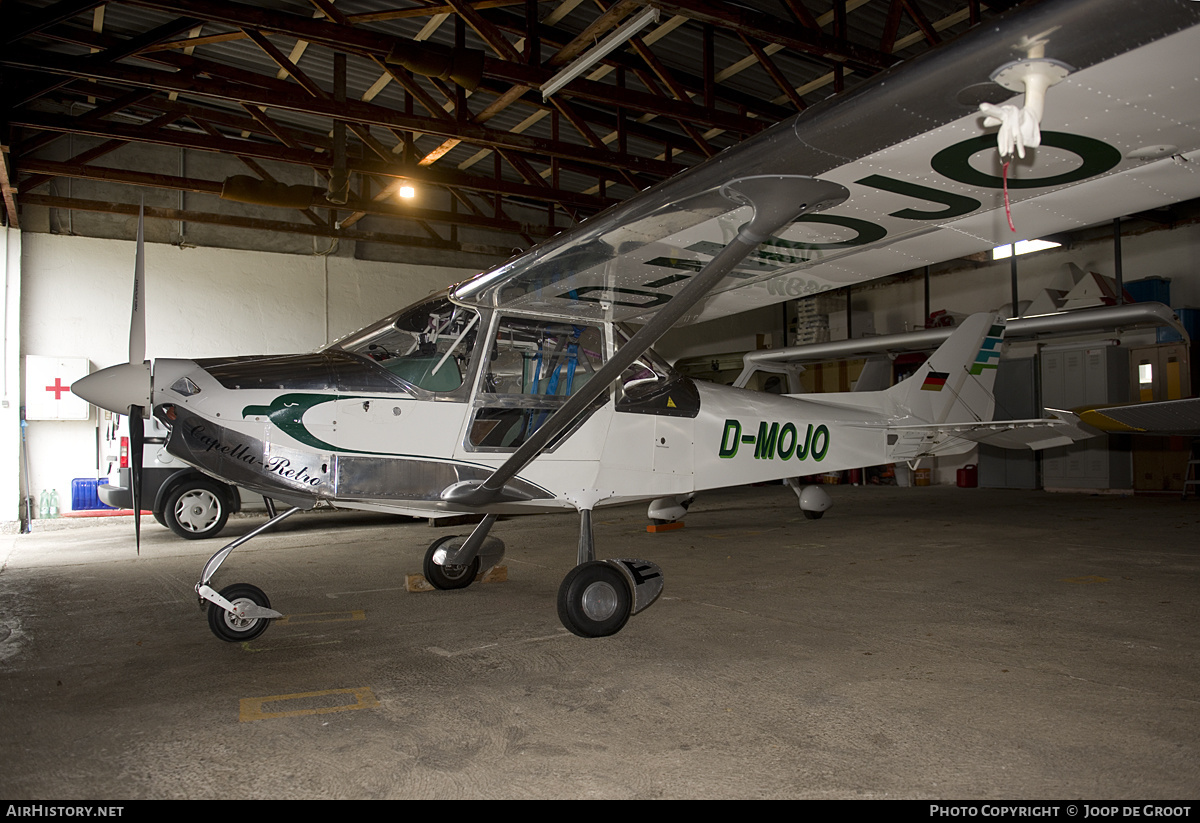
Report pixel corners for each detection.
[451,0,1200,325]
[1073,397,1200,435]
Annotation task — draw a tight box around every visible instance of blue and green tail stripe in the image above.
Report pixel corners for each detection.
[968,324,1005,375]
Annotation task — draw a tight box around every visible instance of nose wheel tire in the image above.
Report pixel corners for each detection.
[423,536,481,590]
[557,561,633,638]
[207,583,272,642]
[164,480,230,540]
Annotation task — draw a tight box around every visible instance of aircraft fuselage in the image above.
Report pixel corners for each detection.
[152,295,902,517]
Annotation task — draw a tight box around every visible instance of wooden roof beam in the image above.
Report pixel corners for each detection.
[21,193,523,256]
[3,50,683,178]
[18,163,566,239]
[646,0,895,73]
[4,0,104,46]
[1,145,19,228]
[12,109,616,212]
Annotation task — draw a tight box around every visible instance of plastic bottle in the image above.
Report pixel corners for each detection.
[49,490,60,519]
[39,490,49,519]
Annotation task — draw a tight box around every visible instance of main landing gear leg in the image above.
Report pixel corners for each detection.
[195,506,302,642]
[423,513,506,591]
[556,509,665,638]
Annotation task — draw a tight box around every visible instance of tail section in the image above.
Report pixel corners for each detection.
[886,313,1006,424]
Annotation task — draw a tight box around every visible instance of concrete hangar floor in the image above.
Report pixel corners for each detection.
[0,484,1196,800]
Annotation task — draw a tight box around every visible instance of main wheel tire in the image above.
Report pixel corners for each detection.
[163,479,230,540]
[803,509,824,520]
[557,561,632,638]
[423,535,481,590]
[207,583,272,642]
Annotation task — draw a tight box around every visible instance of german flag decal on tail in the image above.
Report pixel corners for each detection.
[921,371,949,391]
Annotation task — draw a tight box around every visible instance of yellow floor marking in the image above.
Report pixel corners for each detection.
[239,687,379,722]
[274,610,366,626]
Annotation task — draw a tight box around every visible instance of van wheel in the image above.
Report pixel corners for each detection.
[163,480,230,540]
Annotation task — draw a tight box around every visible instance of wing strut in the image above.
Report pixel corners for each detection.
[442,174,849,508]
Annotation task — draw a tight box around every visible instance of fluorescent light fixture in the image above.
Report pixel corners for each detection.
[992,238,1062,260]
[541,7,660,99]
[398,184,416,199]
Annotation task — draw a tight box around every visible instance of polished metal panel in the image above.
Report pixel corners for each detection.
[161,408,553,508]
[333,453,550,502]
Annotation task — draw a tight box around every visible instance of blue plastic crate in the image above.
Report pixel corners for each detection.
[70,478,112,511]
[1126,276,1171,305]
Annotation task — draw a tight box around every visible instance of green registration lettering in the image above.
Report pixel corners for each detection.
[720,419,829,462]
[755,422,779,459]
[719,419,742,458]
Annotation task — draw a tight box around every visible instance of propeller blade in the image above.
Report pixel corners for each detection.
[129,200,146,366]
[129,405,144,555]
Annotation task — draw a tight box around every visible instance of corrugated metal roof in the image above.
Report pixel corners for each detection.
[4,0,1030,257]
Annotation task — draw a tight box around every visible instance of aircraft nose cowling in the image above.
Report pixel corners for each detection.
[72,361,151,414]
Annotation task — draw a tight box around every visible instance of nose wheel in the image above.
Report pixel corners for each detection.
[206,583,274,642]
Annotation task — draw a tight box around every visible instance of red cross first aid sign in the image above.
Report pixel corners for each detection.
[26,356,91,421]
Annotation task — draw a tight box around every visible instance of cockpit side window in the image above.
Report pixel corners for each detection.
[339,299,479,395]
[612,324,700,417]
[467,317,607,450]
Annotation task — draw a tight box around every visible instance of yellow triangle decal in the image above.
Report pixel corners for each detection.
[666,397,676,408]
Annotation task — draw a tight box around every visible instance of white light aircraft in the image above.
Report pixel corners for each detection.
[74,0,1200,641]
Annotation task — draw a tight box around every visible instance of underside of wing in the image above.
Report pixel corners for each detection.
[450,0,1200,327]
[1074,397,1200,435]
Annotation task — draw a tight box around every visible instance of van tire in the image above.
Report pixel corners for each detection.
[163,479,231,540]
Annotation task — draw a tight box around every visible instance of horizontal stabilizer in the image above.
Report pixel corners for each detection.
[859,411,1101,458]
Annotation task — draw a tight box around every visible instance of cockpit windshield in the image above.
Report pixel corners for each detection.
[333,297,480,393]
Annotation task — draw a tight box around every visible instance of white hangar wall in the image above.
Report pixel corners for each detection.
[866,223,1200,334]
[14,232,476,526]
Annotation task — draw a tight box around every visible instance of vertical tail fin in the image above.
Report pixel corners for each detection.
[887,313,1006,424]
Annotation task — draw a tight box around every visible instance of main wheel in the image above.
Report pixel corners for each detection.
[557,561,632,638]
[803,509,824,520]
[423,536,481,590]
[207,583,272,642]
[163,479,230,539]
